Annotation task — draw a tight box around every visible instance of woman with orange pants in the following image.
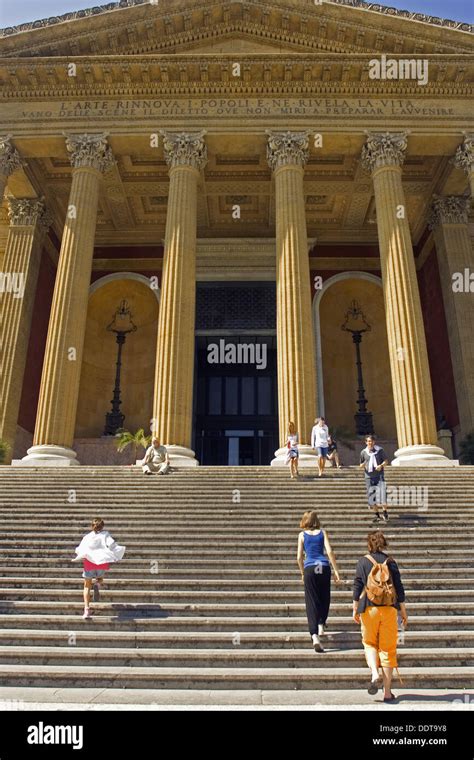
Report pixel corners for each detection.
[352,530,407,703]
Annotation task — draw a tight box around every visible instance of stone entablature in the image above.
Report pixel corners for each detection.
[0,56,471,98]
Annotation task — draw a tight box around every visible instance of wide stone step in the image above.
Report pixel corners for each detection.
[1,601,472,616]
[0,557,465,570]
[0,664,472,690]
[0,645,472,669]
[1,576,470,590]
[1,613,471,631]
[1,628,472,649]
[0,588,471,603]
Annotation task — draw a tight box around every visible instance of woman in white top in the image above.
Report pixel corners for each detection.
[311,417,330,477]
[286,421,299,479]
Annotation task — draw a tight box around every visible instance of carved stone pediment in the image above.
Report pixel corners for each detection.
[1,0,472,59]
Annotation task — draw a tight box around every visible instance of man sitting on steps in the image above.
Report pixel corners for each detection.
[142,437,171,475]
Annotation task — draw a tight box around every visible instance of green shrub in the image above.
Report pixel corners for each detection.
[0,439,10,464]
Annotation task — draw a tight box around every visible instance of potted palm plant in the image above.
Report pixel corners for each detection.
[0,439,10,465]
[114,428,151,464]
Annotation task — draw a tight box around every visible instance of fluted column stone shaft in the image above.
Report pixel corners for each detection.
[428,196,474,437]
[267,131,317,450]
[361,133,447,464]
[0,199,51,462]
[25,134,114,464]
[152,132,207,461]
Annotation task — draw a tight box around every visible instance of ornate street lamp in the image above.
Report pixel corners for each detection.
[103,300,137,436]
[341,299,374,436]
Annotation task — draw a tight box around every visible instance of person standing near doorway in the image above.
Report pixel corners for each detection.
[311,417,329,477]
[297,510,342,652]
[360,435,389,523]
[286,421,299,479]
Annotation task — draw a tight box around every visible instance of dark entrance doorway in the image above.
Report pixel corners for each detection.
[193,335,279,465]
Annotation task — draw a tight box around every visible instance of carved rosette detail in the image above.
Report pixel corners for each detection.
[7,197,52,231]
[266,131,309,172]
[65,133,115,173]
[453,136,474,175]
[360,132,408,173]
[0,135,24,177]
[160,131,208,171]
[427,196,470,230]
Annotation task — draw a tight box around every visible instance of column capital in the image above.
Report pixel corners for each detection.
[266,130,309,171]
[360,132,408,173]
[160,130,208,171]
[453,135,474,175]
[428,195,470,229]
[0,135,24,177]
[64,133,115,173]
[7,197,53,231]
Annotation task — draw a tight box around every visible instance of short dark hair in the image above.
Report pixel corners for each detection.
[367,530,388,553]
[365,434,376,441]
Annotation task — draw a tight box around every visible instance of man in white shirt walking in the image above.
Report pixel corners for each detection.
[311,417,330,477]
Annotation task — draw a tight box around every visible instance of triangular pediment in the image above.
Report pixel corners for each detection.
[0,0,472,59]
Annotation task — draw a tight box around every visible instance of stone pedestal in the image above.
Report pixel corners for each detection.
[0,199,51,464]
[267,131,318,467]
[151,132,207,467]
[361,133,449,467]
[437,428,454,460]
[21,134,114,466]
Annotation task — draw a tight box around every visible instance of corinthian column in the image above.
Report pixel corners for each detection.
[361,133,449,465]
[454,135,474,198]
[0,199,52,463]
[428,196,474,439]
[0,136,23,201]
[151,131,207,466]
[21,134,114,466]
[266,131,317,467]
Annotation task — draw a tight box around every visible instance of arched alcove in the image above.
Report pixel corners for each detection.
[75,274,159,437]
[313,272,397,440]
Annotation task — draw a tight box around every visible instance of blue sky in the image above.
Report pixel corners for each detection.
[0,0,472,27]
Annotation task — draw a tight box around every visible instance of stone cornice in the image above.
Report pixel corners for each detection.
[0,0,472,62]
[0,55,472,98]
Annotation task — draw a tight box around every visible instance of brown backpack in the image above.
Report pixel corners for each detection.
[363,554,397,606]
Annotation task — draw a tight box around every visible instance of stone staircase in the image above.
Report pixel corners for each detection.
[0,465,473,704]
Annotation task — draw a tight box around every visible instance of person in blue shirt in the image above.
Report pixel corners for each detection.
[297,510,342,652]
